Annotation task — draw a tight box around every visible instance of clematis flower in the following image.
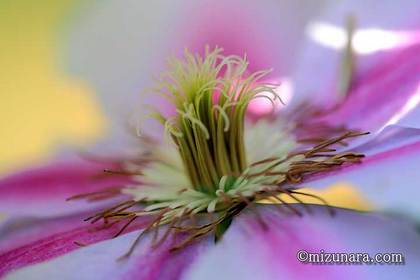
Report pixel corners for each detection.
[2,0,420,279]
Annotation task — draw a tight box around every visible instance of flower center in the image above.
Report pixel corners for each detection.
[122,47,302,216]
[153,47,280,193]
[118,47,366,227]
[68,47,368,256]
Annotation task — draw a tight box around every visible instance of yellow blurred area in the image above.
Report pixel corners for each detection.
[260,183,372,211]
[0,0,105,174]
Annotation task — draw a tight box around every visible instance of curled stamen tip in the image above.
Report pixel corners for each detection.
[215,190,224,196]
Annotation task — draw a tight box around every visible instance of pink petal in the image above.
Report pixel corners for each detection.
[317,43,420,131]
[0,212,148,278]
[0,159,132,217]
[292,0,420,131]
[0,214,85,255]
[1,219,205,279]
[177,0,319,74]
[5,205,420,279]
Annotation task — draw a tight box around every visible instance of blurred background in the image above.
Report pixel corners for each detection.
[0,1,104,175]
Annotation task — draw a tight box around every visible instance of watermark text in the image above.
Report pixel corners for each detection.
[297,250,405,265]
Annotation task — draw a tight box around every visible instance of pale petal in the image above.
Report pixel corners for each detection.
[302,125,420,220]
[185,205,420,280]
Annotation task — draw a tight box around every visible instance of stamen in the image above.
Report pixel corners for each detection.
[118,208,170,260]
[152,214,183,249]
[103,169,142,176]
[289,190,335,216]
[66,187,122,202]
[85,200,139,229]
[113,215,137,238]
[277,189,313,214]
[67,48,370,259]
[261,192,303,217]
[153,47,277,190]
[73,241,87,247]
[237,194,268,230]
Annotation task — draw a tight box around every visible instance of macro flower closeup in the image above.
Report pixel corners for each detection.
[1,1,420,280]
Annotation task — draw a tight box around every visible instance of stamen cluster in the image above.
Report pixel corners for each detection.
[69,47,367,255]
[153,47,279,192]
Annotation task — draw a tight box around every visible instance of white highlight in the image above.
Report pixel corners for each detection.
[383,84,420,129]
[307,22,420,55]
